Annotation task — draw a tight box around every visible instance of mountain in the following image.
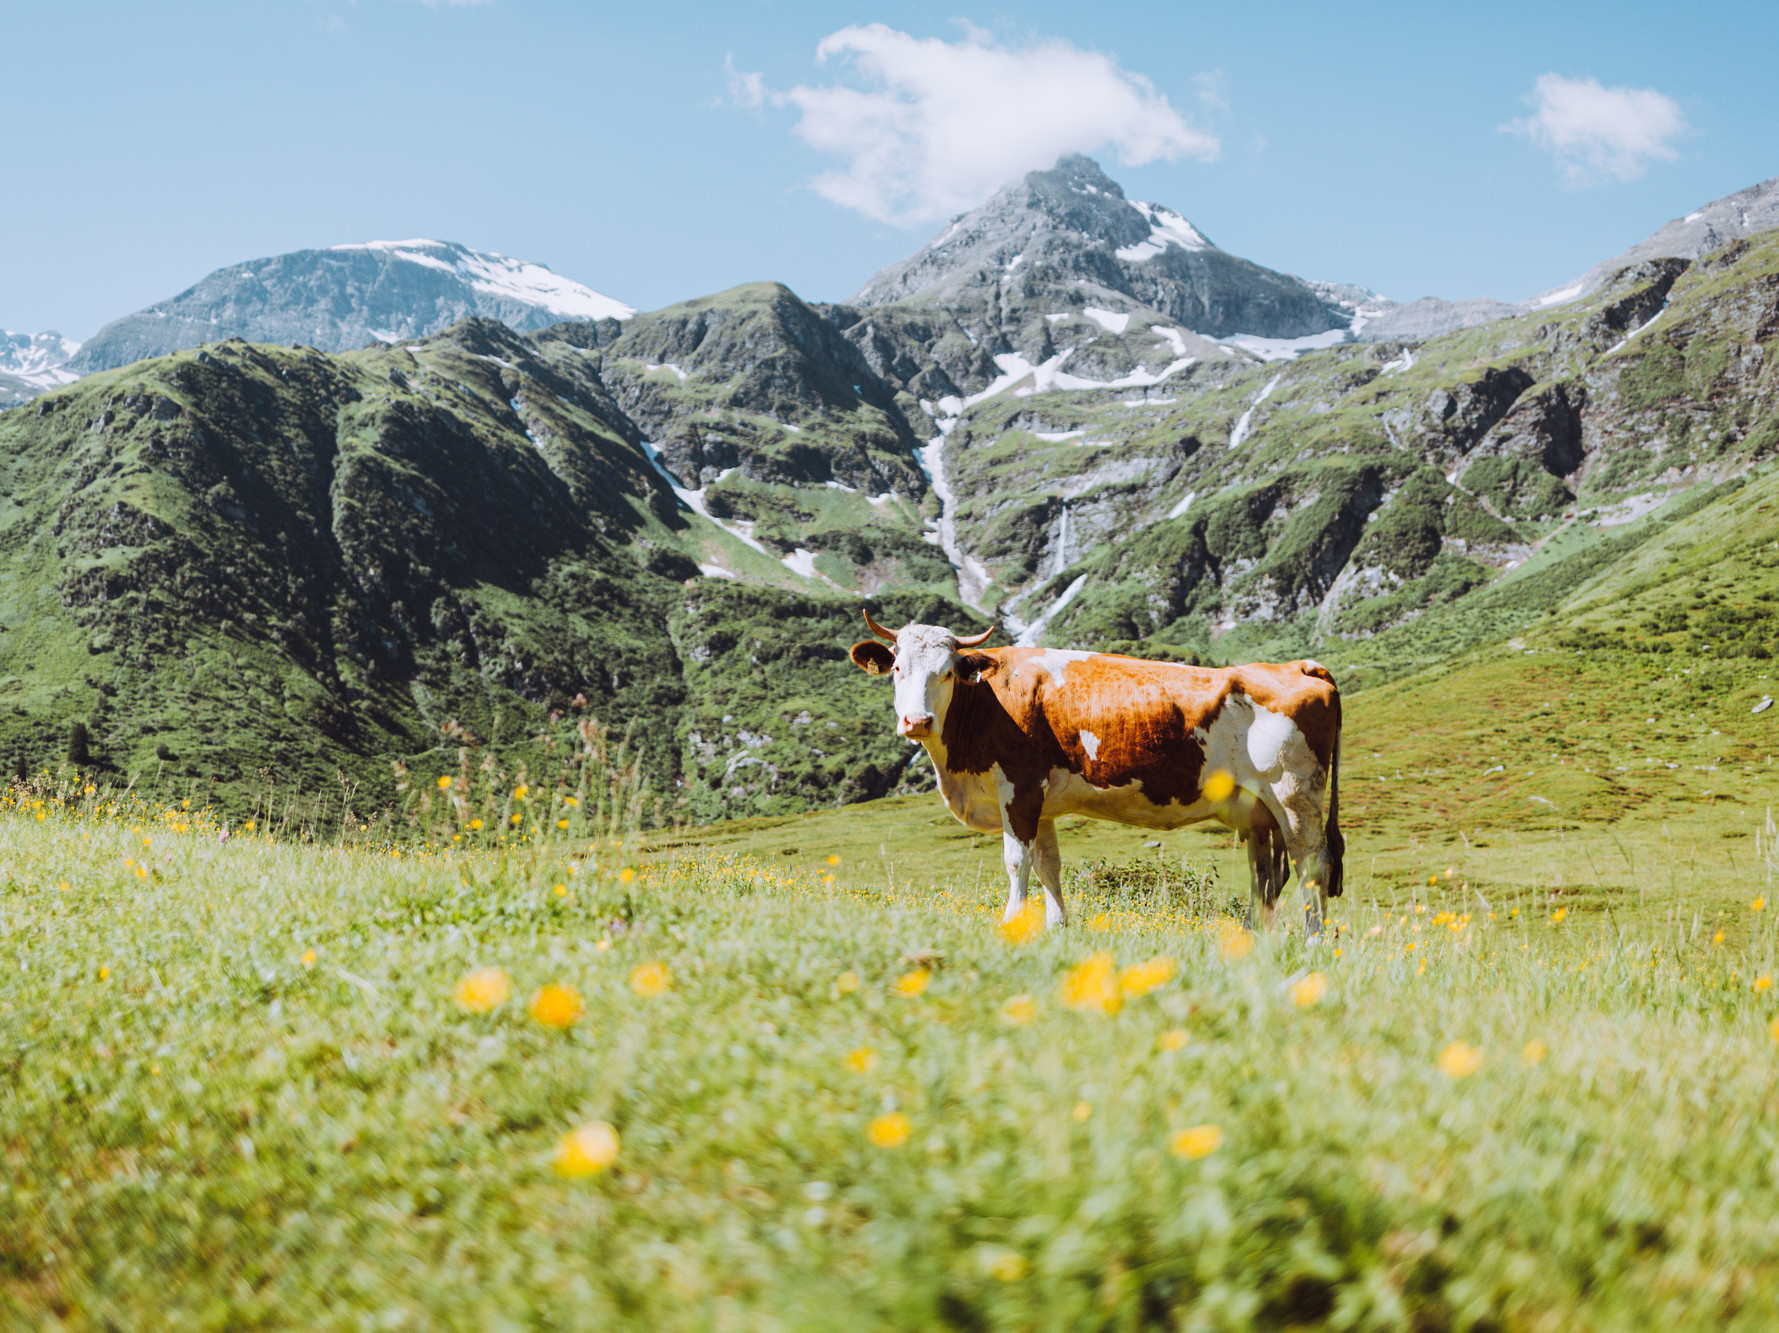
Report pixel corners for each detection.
[853,155,1353,350]
[1355,173,1779,342]
[5,158,1779,824]
[67,240,633,375]
[0,330,79,407]
[1562,173,1779,302]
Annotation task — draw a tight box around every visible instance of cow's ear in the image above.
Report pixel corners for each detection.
[958,650,992,684]
[850,640,895,675]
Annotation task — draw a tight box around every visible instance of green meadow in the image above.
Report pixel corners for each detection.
[6,635,1779,1331]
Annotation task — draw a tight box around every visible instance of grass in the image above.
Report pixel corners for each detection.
[7,651,1779,1329]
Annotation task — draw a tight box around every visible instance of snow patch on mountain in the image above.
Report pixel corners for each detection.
[1116,203,1211,261]
[333,241,634,321]
[1081,307,1131,334]
[962,349,1198,406]
[1526,279,1586,310]
[0,330,81,389]
[1223,328,1349,362]
[1228,373,1284,448]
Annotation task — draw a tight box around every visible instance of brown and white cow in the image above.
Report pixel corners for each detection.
[849,612,1345,936]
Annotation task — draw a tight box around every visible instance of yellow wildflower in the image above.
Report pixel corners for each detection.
[867,1112,911,1148]
[301,948,316,968]
[553,884,567,897]
[557,819,570,830]
[845,1046,877,1073]
[553,1121,619,1177]
[528,983,585,1028]
[1753,896,1767,913]
[835,970,860,995]
[630,962,671,997]
[436,775,453,790]
[1523,1039,1547,1065]
[1160,1028,1189,1052]
[513,785,529,800]
[891,970,931,998]
[1755,975,1773,994]
[455,966,512,1013]
[1290,971,1327,1008]
[1119,955,1178,998]
[1071,1101,1092,1122]
[826,854,841,866]
[1201,769,1235,802]
[1550,908,1566,924]
[997,899,1044,945]
[1170,1124,1222,1160]
[469,819,483,831]
[980,1248,1027,1282]
[98,966,110,981]
[618,867,636,884]
[1438,1041,1483,1079]
[1060,952,1121,1015]
[1218,924,1253,961]
[1001,994,1037,1025]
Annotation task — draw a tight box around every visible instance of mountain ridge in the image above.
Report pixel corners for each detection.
[66,239,633,375]
[5,159,1779,824]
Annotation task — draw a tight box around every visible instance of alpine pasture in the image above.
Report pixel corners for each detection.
[5,641,1779,1332]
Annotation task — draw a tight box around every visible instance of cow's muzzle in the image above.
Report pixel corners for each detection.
[899,713,935,739]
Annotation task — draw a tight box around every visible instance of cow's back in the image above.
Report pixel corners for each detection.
[966,649,1339,807]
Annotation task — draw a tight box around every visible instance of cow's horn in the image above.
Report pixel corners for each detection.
[863,607,899,643]
[954,624,997,648]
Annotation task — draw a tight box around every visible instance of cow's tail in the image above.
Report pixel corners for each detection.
[1325,723,1345,899]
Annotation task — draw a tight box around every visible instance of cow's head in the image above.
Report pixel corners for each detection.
[849,610,995,740]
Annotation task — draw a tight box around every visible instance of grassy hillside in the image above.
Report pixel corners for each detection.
[3,229,1775,827]
[6,701,1779,1328]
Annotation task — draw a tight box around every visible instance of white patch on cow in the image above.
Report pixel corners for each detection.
[1192,696,1325,861]
[1245,707,1298,774]
[1301,659,1325,673]
[920,735,1002,832]
[1079,730,1101,761]
[990,762,1016,810]
[1031,648,1095,682]
[1038,765,1202,825]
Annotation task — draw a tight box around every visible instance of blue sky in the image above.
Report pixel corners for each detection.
[6,0,1775,340]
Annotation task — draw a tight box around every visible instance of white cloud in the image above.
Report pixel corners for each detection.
[725,54,764,111]
[734,24,1219,226]
[1506,73,1686,185]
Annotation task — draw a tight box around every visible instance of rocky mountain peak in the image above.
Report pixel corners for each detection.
[849,155,1347,343]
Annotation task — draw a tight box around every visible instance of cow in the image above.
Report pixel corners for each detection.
[848,611,1345,937]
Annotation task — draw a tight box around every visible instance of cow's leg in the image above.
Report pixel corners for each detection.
[1242,826,1277,932]
[1297,843,1332,942]
[1267,784,1332,942]
[1242,804,1283,932]
[998,778,1053,927]
[1000,828,1036,924]
[1032,818,1067,927]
